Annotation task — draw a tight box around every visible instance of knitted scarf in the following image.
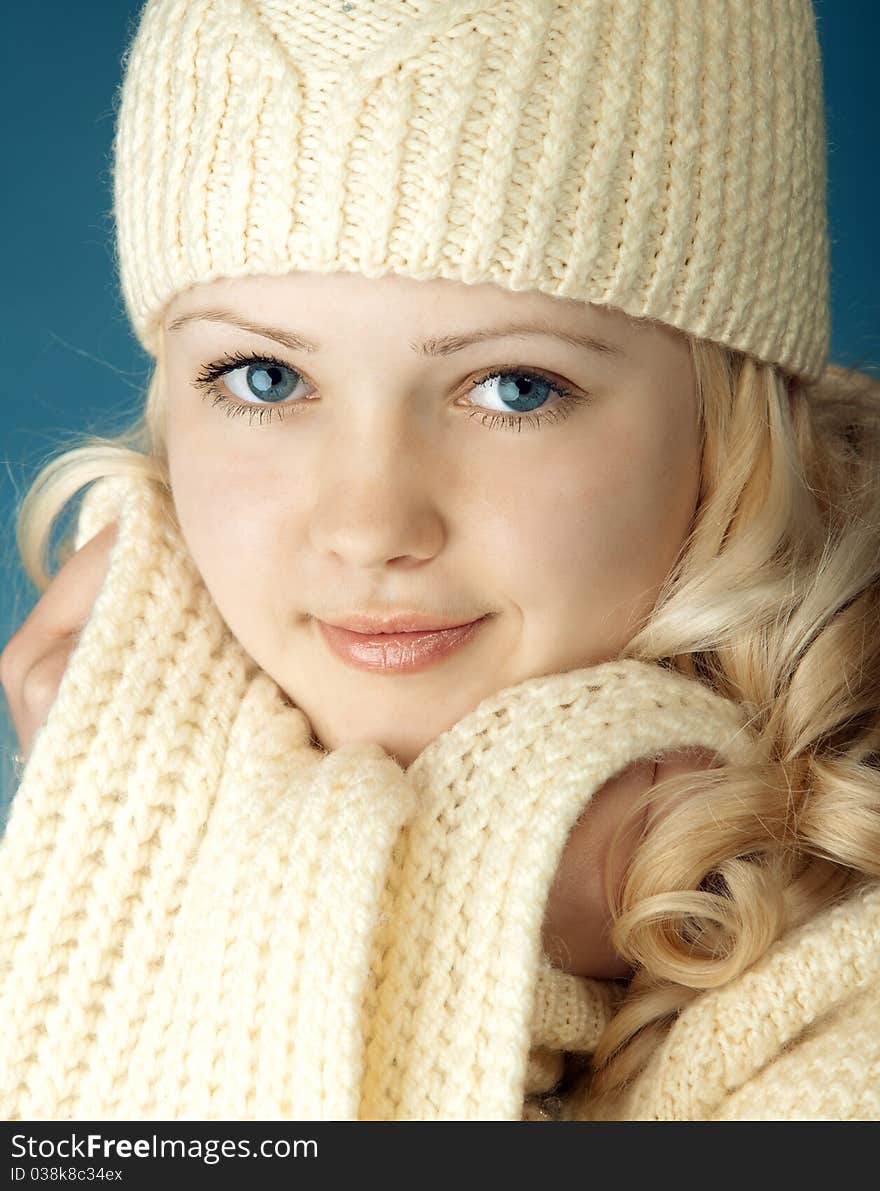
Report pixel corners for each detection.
[0,473,783,1119]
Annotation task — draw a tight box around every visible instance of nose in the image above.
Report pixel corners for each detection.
[307,412,446,568]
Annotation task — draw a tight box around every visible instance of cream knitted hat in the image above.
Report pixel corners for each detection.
[112,0,830,381]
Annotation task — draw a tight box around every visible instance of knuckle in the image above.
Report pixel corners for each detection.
[657,747,719,778]
[19,649,69,718]
[0,634,26,689]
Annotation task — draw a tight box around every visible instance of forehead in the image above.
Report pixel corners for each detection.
[162,269,682,359]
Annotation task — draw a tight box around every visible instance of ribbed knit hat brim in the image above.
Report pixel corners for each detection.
[112,0,830,381]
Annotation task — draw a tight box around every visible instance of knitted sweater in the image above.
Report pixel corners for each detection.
[1,475,877,1121]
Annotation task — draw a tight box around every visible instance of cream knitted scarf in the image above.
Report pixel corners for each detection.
[0,473,756,1120]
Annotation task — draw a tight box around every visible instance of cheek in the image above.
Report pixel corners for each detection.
[580,431,700,626]
[166,440,303,634]
[464,451,605,605]
[488,424,699,616]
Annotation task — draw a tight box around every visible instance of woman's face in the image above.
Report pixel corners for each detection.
[162,270,701,767]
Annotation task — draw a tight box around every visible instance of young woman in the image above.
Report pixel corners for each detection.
[1,0,878,1121]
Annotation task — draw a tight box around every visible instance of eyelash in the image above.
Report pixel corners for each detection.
[191,349,591,432]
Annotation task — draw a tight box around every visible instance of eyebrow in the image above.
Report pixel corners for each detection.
[165,309,626,359]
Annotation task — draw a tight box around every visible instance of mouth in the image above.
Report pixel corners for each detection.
[320,612,485,633]
[315,615,491,674]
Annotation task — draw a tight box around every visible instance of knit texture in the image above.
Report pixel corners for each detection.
[1,473,877,1120]
[576,879,880,1122]
[112,0,830,381]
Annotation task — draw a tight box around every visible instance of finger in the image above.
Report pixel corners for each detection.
[6,520,119,656]
[654,746,720,783]
[13,639,77,760]
[646,747,721,831]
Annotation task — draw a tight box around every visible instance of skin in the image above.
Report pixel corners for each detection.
[159,268,706,978]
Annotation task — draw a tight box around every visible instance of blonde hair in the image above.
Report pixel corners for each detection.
[5,330,880,1110]
[589,345,880,1107]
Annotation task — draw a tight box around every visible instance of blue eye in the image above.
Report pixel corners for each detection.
[195,354,306,405]
[192,350,591,431]
[465,368,591,431]
[235,361,301,403]
[470,370,564,415]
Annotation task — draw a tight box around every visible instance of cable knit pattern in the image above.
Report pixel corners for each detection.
[0,474,876,1120]
[111,0,830,381]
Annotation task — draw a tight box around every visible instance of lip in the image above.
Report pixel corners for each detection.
[316,615,490,673]
[322,612,480,633]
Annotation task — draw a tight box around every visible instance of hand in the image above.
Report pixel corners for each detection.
[541,747,719,980]
[0,520,119,765]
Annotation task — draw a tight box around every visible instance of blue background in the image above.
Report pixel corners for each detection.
[1,1,878,811]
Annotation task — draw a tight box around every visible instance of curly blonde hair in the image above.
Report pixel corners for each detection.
[588,343,880,1108]
[5,331,880,1110]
